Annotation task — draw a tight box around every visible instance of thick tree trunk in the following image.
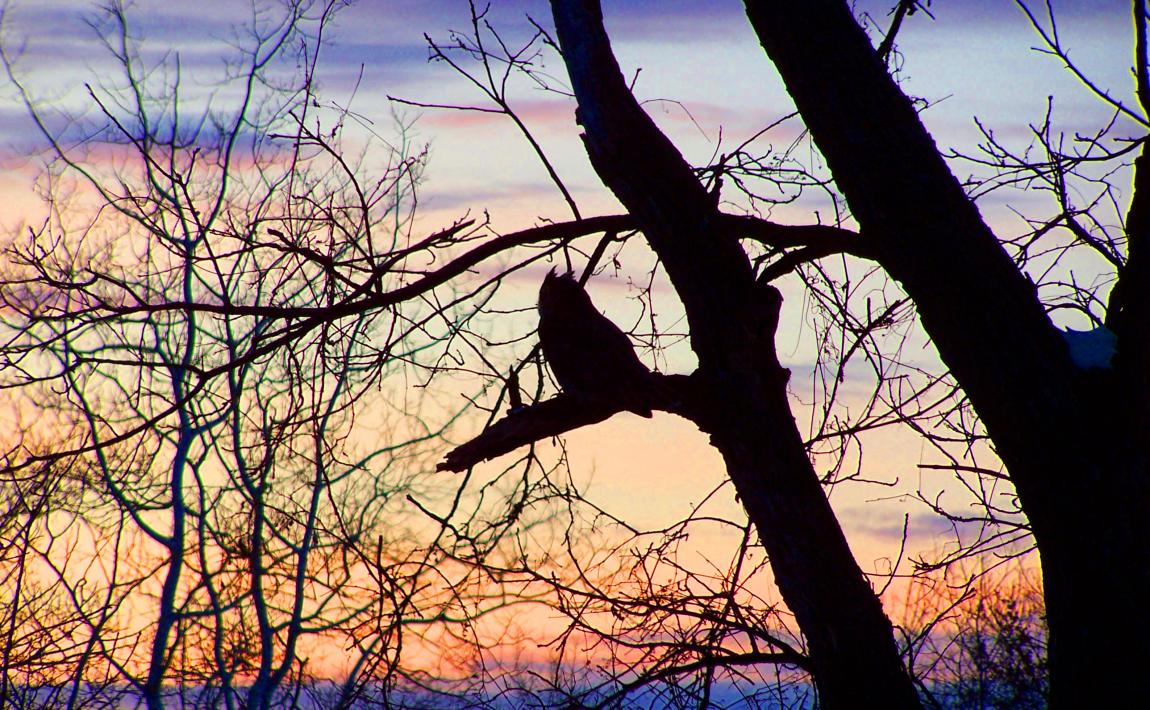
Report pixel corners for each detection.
[743,1,1150,706]
[549,2,922,706]
[695,369,925,710]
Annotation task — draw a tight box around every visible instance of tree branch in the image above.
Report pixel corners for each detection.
[720,213,871,257]
[438,373,704,472]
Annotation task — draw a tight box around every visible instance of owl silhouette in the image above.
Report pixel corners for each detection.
[537,269,654,417]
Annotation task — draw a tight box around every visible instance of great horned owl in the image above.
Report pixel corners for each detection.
[537,269,654,417]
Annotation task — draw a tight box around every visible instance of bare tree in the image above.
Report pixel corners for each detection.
[0,1,612,707]
[4,0,1140,708]
[425,1,1146,708]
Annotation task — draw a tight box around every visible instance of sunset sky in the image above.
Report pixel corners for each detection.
[0,0,1134,591]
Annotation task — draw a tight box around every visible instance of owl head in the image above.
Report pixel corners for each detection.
[538,268,591,312]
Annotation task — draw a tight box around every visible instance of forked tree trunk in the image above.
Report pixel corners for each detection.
[550,2,923,706]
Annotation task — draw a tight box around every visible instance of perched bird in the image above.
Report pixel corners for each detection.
[537,269,654,417]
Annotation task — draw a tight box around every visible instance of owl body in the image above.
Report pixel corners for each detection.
[537,270,654,417]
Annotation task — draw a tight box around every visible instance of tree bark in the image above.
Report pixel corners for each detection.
[743,2,1150,706]
[549,2,923,707]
